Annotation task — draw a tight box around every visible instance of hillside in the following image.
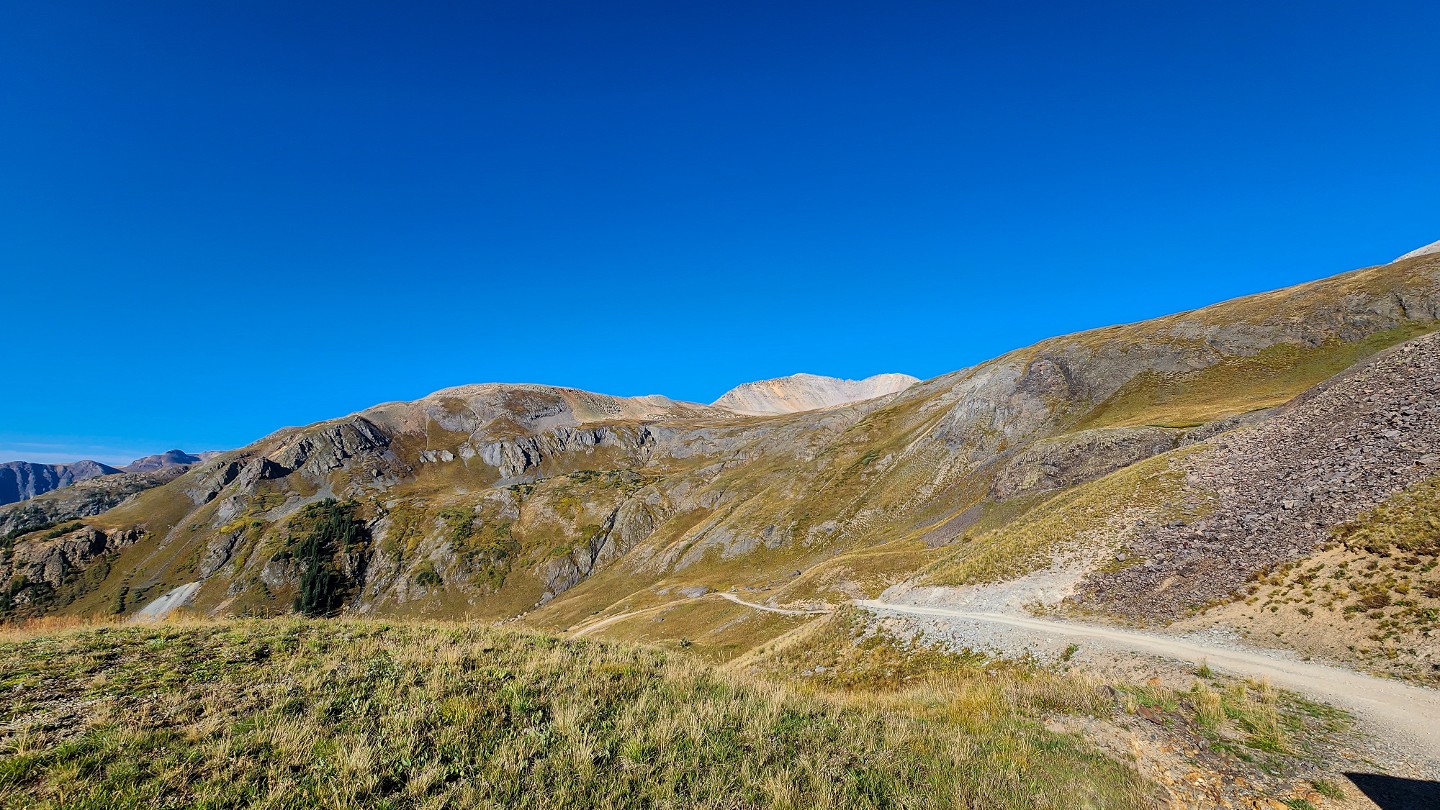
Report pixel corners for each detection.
[1,250,1438,677]
[0,466,190,540]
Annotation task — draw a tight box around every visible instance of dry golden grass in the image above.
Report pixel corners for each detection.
[0,618,1155,810]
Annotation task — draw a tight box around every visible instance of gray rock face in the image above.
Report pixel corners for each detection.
[538,493,668,603]
[0,460,122,506]
[991,426,1183,500]
[269,417,390,476]
[1,524,144,608]
[477,425,656,480]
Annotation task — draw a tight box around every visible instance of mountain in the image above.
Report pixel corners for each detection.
[1396,237,1440,262]
[121,449,222,474]
[0,449,221,508]
[0,466,193,540]
[0,460,121,506]
[712,372,918,415]
[3,247,1439,691]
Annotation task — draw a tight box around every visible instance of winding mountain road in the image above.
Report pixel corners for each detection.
[568,591,1439,771]
[856,600,1440,771]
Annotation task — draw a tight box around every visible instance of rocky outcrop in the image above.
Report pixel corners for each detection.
[713,373,918,415]
[269,417,390,476]
[1,525,145,611]
[0,460,122,506]
[1073,332,1440,620]
[991,426,1182,500]
[475,425,656,480]
[197,530,244,579]
[539,493,668,602]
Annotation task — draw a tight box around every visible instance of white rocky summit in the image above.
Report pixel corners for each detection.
[1395,238,1440,262]
[712,372,919,416]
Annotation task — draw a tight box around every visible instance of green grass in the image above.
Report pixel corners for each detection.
[0,619,1155,810]
[1073,321,1438,432]
[1333,473,1440,558]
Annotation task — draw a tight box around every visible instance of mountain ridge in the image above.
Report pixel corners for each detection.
[3,248,1438,694]
[0,460,121,507]
[122,450,222,474]
[0,449,223,508]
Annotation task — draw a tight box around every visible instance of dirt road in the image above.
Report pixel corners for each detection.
[570,592,829,637]
[715,592,830,615]
[857,599,1440,773]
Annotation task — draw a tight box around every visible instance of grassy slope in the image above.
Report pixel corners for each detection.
[0,620,1154,810]
[915,449,1210,589]
[744,609,1361,808]
[1073,321,1438,431]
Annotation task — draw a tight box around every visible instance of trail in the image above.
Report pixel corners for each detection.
[570,605,664,637]
[857,600,1440,772]
[716,592,831,615]
[570,592,829,637]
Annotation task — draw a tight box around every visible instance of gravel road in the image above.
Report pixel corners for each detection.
[857,599,1440,776]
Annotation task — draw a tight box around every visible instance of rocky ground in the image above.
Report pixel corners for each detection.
[1074,332,1440,621]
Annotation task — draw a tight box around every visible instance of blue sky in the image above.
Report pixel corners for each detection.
[2,1,1438,465]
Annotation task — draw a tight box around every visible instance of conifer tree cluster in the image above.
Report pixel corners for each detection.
[293,499,367,617]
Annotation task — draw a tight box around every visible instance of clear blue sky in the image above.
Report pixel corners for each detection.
[2,1,1437,464]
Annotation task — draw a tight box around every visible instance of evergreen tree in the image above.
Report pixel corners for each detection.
[293,499,367,617]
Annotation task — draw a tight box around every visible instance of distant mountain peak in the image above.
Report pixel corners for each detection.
[121,449,220,474]
[1395,238,1440,262]
[712,372,919,416]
